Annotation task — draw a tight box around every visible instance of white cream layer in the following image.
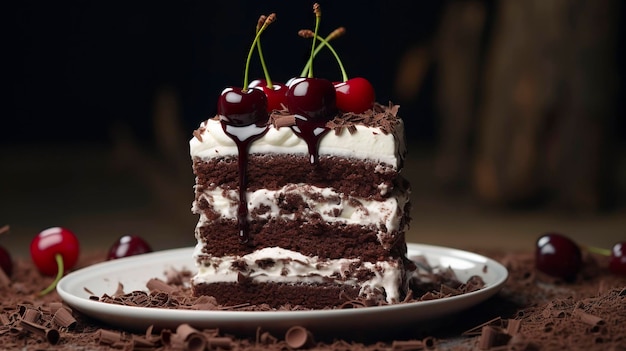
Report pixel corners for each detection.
[190,118,405,169]
[193,184,409,243]
[192,245,405,303]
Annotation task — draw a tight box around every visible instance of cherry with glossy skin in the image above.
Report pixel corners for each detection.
[334,77,375,113]
[535,232,582,281]
[217,14,275,128]
[31,227,80,276]
[0,245,12,277]
[609,241,626,276]
[217,87,268,126]
[248,79,288,112]
[286,77,337,121]
[107,235,153,260]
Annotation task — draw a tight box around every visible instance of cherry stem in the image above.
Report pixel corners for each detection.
[299,30,348,82]
[582,245,611,257]
[38,253,64,296]
[255,15,273,89]
[299,27,345,78]
[244,13,275,89]
[307,4,322,79]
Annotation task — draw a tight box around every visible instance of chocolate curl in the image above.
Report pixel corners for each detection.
[113,282,125,297]
[19,319,61,345]
[176,323,207,351]
[422,336,437,350]
[52,307,77,329]
[391,340,424,350]
[285,326,315,349]
[573,309,605,327]
[22,308,41,323]
[478,326,510,350]
[463,317,502,336]
[146,278,177,293]
[506,319,522,335]
[98,328,123,345]
[208,337,233,350]
[132,335,156,350]
[0,313,10,326]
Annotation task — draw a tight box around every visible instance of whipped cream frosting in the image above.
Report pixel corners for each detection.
[190,117,405,169]
[193,184,409,246]
[192,245,406,303]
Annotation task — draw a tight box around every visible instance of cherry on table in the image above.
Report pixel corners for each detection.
[107,235,153,260]
[535,232,582,281]
[30,226,80,295]
[609,241,626,276]
[334,77,375,113]
[0,245,12,277]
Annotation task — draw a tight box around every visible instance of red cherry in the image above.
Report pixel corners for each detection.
[249,79,288,112]
[0,245,12,277]
[107,235,153,260]
[535,233,582,281]
[334,77,375,113]
[609,242,626,276]
[217,87,269,126]
[30,227,80,277]
[286,77,337,121]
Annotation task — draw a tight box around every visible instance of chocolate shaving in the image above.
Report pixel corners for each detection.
[285,326,315,349]
[147,278,178,294]
[19,319,60,345]
[52,307,77,329]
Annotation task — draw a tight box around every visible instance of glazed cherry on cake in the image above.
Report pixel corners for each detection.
[287,4,337,121]
[107,235,153,260]
[217,13,276,127]
[30,226,80,294]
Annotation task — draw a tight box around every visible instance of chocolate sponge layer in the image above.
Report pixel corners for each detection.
[192,154,402,201]
[195,217,409,261]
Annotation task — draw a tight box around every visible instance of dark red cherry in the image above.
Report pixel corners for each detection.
[248,79,288,112]
[217,87,269,126]
[609,241,626,276]
[107,235,153,260]
[535,233,582,281]
[286,77,337,121]
[334,77,375,113]
[0,245,12,277]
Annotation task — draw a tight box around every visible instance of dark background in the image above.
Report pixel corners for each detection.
[2,1,625,256]
[6,1,448,145]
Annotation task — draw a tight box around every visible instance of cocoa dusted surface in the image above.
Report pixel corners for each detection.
[192,155,403,201]
[1,250,626,350]
[195,218,409,260]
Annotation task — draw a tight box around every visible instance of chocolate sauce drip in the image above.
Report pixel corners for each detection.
[290,118,330,164]
[220,122,269,243]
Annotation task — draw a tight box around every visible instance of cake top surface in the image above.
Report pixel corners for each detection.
[190,103,407,169]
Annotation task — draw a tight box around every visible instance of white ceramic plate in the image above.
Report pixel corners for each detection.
[57,243,508,334]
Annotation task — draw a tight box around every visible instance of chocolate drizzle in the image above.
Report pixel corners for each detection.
[290,117,330,164]
[220,122,269,243]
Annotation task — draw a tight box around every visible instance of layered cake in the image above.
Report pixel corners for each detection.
[189,101,414,309]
